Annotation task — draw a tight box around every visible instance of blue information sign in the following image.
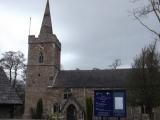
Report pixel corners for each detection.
[94,90,126,117]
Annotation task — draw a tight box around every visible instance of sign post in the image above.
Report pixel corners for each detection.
[101,116,103,120]
[94,90,126,119]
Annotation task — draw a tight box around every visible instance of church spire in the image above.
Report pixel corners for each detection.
[39,0,53,35]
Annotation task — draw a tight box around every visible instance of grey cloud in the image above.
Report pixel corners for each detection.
[0,0,157,70]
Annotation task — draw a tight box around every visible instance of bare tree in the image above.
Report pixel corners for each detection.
[109,59,121,69]
[132,0,160,40]
[0,51,26,87]
[12,51,25,87]
[0,51,16,83]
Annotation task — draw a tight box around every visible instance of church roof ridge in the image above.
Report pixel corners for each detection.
[60,68,131,72]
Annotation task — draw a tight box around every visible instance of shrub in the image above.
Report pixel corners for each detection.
[30,98,43,119]
[36,98,43,119]
[86,97,93,120]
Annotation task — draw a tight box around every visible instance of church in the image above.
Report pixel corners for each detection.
[24,0,139,120]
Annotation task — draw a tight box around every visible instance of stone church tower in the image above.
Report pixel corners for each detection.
[24,0,61,117]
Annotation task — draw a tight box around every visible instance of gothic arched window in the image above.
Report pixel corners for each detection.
[39,52,44,63]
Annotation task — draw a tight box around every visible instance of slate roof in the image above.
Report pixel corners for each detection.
[52,69,131,88]
[0,67,22,104]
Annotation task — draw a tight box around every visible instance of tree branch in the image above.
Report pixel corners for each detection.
[135,4,153,17]
[151,0,160,23]
[134,13,160,38]
[155,3,160,14]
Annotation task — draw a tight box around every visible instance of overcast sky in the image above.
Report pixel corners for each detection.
[0,0,159,70]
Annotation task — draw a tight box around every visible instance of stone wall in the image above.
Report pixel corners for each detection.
[25,83,160,120]
[44,87,160,120]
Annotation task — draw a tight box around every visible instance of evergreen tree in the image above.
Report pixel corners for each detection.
[128,41,160,118]
[36,98,43,119]
[86,97,93,120]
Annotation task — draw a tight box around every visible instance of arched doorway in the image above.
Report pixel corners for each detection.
[67,104,77,120]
